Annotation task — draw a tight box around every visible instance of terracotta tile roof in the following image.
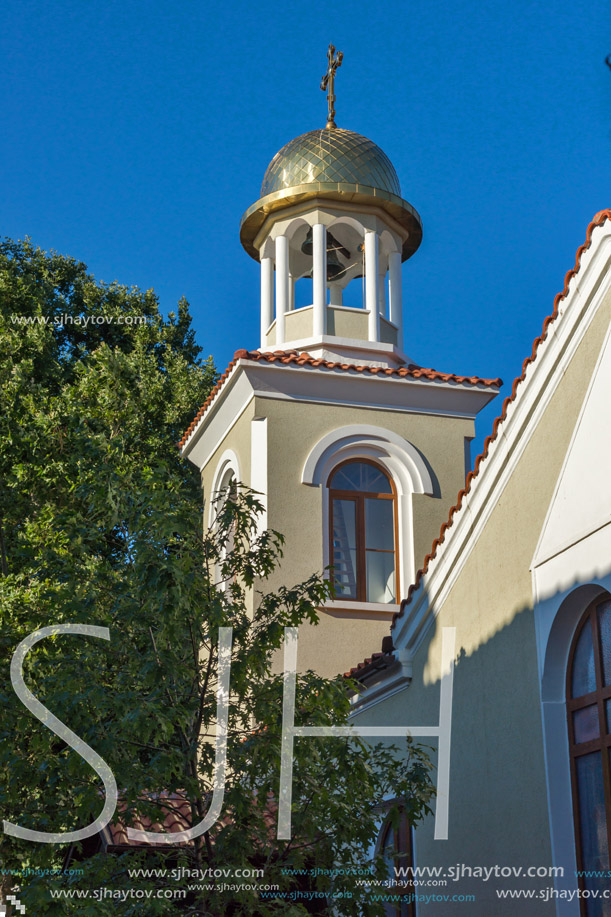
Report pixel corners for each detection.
[344,651,394,680]
[104,793,278,850]
[391,208,611,628]
[104,792,192,848]
[178,350,503,451]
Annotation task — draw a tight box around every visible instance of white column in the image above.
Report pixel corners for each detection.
[365,230,380,342]
[388,250,403,349]
[329,285,343,306]
[312,223,327,337]
[260,257,274,349]
[275,235,289,347]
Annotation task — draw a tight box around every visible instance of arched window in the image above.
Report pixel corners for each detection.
[328,459,398,603]
[218,467,236,498]
[208,451,240,529]
[212,467,237,591]
[567,597,611,913]
[376,810,414,917]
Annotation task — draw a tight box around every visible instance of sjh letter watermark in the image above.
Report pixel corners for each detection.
[4,624,455,844]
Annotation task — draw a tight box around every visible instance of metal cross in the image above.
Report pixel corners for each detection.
[320,44,343,129]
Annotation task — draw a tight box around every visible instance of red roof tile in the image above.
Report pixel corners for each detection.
[391,209,611,628]
[179,351,502,450]
[344,651,394,680]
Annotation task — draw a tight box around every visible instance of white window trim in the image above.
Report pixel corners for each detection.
[302,424,434,606]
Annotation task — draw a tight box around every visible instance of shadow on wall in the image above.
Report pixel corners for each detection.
[354,568,611,915]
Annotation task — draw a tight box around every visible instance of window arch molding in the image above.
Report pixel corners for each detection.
[302,424,433,494]
[302,425,435,606]
[207,449,241,529]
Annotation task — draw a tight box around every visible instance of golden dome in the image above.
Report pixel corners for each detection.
[240,126,422,263]
[260,128,402,198]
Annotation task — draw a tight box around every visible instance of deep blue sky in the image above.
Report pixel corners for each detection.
[2,0,609,457]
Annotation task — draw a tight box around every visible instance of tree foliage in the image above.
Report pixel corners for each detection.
[0,239,434,915]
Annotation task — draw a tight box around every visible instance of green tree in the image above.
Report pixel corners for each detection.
[0,239,434,915]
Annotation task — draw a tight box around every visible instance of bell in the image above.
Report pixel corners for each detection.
[301,228,313,257]
[301,229,350,281]
[326,248,347,281]
[327,231,350,260]
[302,254,347,282]
[301,229,350,261]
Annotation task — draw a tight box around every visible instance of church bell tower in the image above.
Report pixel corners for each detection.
[180,48,500,678]
[240,45,422,369]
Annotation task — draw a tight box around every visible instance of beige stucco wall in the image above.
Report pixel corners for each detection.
[326,306,369,341]
[200,402,255,522]
[284,307,314,343]
[263,305,398,349]
[352,287,611,914]
[256,396,475,678]
[380,315,398,345]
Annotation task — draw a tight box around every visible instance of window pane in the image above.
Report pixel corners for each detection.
[572,618,597,698]
[332,499,357,597]
[598,601,611,687]
[606,699,611,734]
[330,462,392,494]
[573,705,600,744]
[576,752,610,915]
[365,498,394,551]
[367,551,395,603]
[576,752,609,871]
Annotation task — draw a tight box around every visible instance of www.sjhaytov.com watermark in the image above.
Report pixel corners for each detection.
[10,314,151,327]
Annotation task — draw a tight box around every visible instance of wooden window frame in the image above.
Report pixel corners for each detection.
[566,597,611,914]
[375,808,415,917]
[328,458,400,604]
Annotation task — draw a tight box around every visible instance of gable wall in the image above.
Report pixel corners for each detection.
[352,284,611,914]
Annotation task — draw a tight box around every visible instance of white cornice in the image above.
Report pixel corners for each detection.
[324,600,399,616]
[181,366,253,469]
[392,218,611,654]
[181,358,500,465]
[244,361,498,417]
[349,670,411,715]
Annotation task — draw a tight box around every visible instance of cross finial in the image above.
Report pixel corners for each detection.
[320,44,343,129]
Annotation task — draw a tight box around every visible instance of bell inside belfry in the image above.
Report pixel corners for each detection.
[301,229,351,282]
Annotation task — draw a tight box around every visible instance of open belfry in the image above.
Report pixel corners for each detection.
[179,48,501,677]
